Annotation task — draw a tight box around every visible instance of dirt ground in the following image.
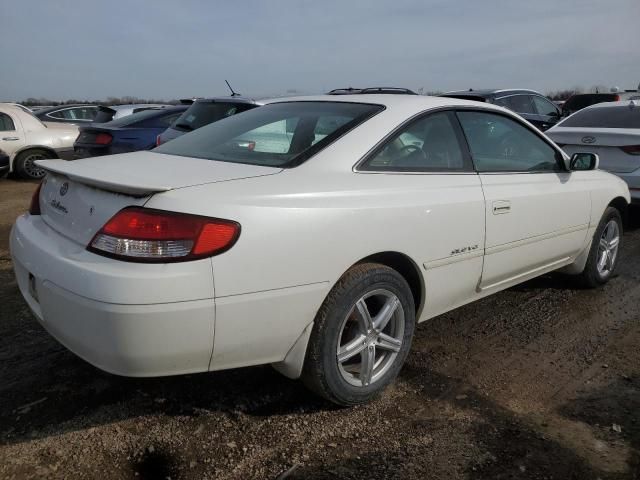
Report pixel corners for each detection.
[0,178,638,480]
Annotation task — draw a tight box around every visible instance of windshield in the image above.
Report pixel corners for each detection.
[561,105,640,129]
[155,101,383,168]
[172,101,255,131]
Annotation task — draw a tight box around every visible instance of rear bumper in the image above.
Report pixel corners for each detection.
[10,214,216,377]
[10,213,326,378]
[0,155,8,176]
[54,148,75,161]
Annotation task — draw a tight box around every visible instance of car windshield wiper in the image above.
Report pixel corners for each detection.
[174,123,194,131]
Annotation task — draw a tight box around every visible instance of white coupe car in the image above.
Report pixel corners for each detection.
[547,100,640,204]
[10,95,630,405]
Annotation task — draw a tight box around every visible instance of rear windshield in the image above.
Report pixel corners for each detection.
[103,108,164,127]
[561,105,640,129]
[563,94,618,112]
[154,101,383,168]
[172,101,256,132]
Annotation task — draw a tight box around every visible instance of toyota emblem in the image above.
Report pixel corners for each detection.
[581,136,596,144]
[59,182,69,196]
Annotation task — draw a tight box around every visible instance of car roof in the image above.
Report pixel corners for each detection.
[442,88,543,98]
[110,104,171,111]
[191,96,261,105]
[35,104,97,115]
[265,94,514,116]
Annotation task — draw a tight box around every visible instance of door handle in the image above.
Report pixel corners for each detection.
[492,200,511,215]
[2,137,19,141]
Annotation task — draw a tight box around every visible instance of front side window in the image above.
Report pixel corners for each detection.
[495,95,536,114]
[360,111,469,171]
[0,113,15,131]
[457,111,560,172]
[155,101,383,167]
[560,106,640,129]
[532,96,559,117]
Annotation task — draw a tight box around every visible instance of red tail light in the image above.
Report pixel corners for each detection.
[88,207,240,262]
[95,133,113,145]
[156,135,162,147]
[620,145,640,155]
[29,182,43,215]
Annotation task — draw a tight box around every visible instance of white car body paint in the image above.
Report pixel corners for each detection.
[10,95,630,381]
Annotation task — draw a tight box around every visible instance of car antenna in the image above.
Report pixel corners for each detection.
[225,80,241,97]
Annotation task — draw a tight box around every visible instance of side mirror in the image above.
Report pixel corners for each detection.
[570,152,599,171]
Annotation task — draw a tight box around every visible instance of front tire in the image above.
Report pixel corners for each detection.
[302,263,416,406]
[578,206,623,288]
[14,149,52,179]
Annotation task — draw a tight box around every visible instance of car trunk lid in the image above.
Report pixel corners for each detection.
[549,127,640,173]
[36,152,282,245]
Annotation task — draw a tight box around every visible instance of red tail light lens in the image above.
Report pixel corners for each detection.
[29,182,43,215]
[156,135,162,147]
[95,133,113,145]
[88,207,240,262]
[620,145,640,155]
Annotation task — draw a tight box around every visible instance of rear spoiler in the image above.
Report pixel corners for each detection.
[35,159,171,197]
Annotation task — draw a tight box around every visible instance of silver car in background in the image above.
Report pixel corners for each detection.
[547,100,640,204]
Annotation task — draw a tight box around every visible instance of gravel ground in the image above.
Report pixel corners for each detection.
[0,178,638,479]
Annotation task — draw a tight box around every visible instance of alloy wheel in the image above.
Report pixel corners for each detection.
[597,219,620,277]
[336,289,405,387]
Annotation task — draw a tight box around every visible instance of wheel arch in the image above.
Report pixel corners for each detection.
[11,145,59,172]
[355,251,425,317]
[608,196,629,226]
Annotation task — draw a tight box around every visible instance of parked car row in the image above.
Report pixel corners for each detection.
[2,87,640,206]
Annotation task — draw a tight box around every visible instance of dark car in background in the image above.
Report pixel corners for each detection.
[439,89,562,131]
[91,104,173,124]
[562,91,640,117]
[35,104,100,124]
[156,97,262,146]
[74,105,187,158]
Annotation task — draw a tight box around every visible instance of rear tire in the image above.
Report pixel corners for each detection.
[577,207,623,288]
[14,149,52,180]
[302,263,415,406]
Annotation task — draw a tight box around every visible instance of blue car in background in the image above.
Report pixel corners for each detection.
[73,105,188,158]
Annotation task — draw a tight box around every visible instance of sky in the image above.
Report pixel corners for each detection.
[1,0,639,101]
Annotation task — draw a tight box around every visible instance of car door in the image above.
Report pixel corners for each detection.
[531,95,562,131]
[455,109,591,293]
[0,111,26,158]
[357,110,486,319]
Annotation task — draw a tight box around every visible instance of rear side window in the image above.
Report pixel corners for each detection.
[560,105,640,128]
[494,95,536,114]
[360,111,470,172]
[155,101,383,168]
[457,111,560,172]
[173,102,256,132]
[0,113,16,131]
